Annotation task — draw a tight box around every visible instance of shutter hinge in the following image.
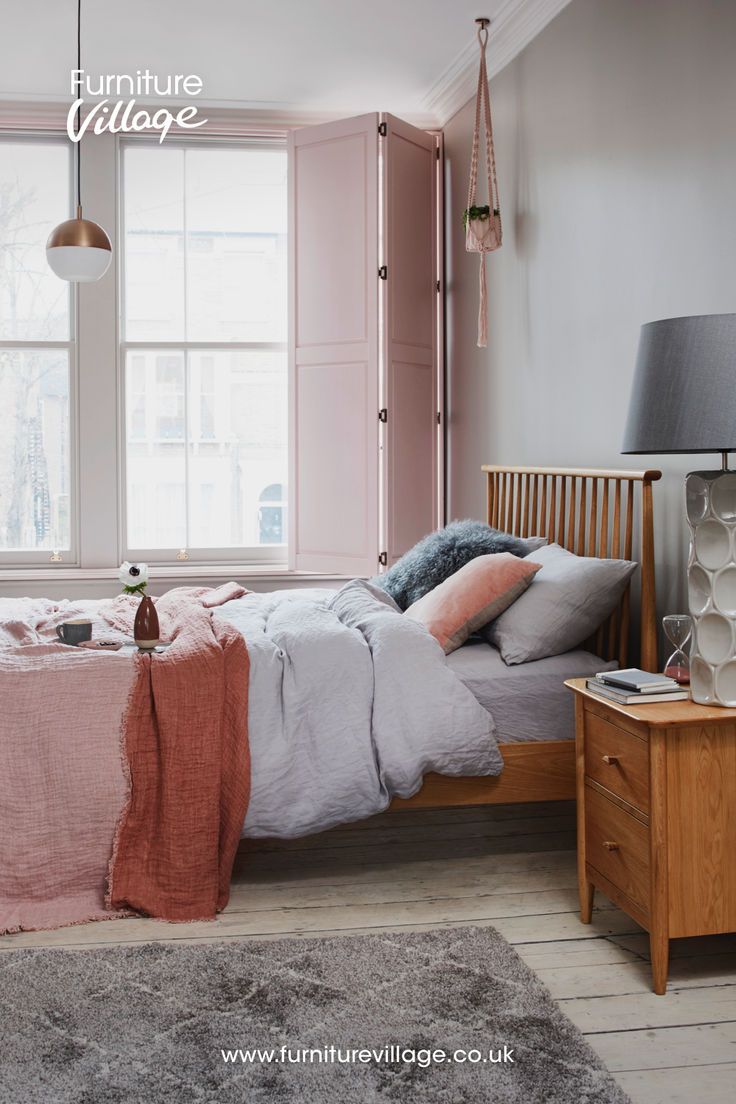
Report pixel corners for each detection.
[378,551,388,566]
[437,411,442,424]
[436,146,440,160]
[378,265,388,280]
[378,121,387,137]
[436,279,441,293]
[378,408,388,423]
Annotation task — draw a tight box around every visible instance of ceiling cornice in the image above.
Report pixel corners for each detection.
[424,0,573,125]
[0,97,353,134]
[0,95,438,134]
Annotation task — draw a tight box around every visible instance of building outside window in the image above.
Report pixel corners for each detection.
[258,482,285,545]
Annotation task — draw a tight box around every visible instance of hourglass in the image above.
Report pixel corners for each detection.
[663,614,693,684]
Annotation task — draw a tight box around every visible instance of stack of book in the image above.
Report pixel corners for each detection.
[586,668,689,704]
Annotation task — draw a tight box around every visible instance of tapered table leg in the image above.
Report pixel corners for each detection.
[579,879,594,923]
[650,929,669,995]
[574,698,594,923]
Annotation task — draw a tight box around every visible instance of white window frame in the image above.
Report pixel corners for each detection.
[118,135,288,566]
[0,131,79,566]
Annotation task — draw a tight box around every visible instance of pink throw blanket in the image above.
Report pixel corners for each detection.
[0,583,250,934]
[107,588,250,921]
[101,580,246,638]
[0,644,136,934]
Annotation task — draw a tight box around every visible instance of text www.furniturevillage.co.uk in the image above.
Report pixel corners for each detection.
[221,1044,515,1068]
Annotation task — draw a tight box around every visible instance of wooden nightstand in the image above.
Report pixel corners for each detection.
[566,678,736,994]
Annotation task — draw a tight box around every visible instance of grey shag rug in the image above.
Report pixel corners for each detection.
[0,926,629,1104]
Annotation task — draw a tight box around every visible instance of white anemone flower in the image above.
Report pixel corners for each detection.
[118,561,149,593]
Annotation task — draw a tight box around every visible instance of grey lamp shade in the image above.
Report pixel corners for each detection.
[622,314,736,455]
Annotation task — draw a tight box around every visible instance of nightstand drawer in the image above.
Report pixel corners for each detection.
[585,785,650,912]
[585,711,649,812]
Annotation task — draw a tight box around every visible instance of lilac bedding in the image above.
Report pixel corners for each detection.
[215,582,613,839]
[216,581,503,839]
[447,638,616,744]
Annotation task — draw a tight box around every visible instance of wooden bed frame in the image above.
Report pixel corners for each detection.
[389,464,662,811]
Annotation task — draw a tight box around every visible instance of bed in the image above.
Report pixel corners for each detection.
[387,464,661,811]
[0,464,661,846]
[0,464,661,928]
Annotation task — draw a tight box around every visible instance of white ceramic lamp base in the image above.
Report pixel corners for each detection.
[687,469,736,706]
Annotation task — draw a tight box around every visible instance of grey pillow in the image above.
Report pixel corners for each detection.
[482,543,637,664]
[373,520,547,610]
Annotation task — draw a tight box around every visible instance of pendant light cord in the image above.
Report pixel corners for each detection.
[76,0,82,211]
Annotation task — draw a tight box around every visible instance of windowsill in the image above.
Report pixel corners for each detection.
[0,564,352,584]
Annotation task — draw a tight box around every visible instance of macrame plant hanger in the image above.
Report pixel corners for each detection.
[464,17,502,347]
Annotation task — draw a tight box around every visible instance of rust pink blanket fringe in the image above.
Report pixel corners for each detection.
[106,588,250,922]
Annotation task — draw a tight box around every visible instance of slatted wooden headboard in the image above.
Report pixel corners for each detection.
[483,465,662,670]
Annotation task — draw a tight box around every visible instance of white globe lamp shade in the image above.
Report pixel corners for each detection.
[46,211,112,283]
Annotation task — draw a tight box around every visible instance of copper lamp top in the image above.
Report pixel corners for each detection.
[46,208,112,251]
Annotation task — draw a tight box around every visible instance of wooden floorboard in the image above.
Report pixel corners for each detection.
[614,1063,736,1104]
[1,800,732,1103]
[592,1023,736,1073]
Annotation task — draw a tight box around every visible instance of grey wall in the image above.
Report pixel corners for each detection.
[443,0,736,652]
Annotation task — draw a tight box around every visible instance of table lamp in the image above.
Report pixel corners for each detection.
[622,314,736,706]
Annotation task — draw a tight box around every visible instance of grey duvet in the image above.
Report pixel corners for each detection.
[216,580,502,839]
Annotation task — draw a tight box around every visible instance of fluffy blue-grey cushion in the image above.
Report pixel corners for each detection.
[373,520,546,611]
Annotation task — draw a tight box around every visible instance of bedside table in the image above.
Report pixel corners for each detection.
[566,678,736,994]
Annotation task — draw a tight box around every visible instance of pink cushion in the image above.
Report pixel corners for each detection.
[404,553,542,655]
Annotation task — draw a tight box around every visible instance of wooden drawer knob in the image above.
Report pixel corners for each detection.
[602,755,620,765]
[602,841,620,851]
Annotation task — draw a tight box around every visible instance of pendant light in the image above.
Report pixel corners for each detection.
[46,0,112,282]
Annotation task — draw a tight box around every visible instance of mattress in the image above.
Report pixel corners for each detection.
[446,639,616,744]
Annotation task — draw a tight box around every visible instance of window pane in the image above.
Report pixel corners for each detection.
[124,348,287,550]
[0,349,70,550]
[123,147,185,342]
[0,141,70,340]
[155,355,185,440]
[125,350,186,549]
[185,148,287,342]
[187,349,287,547]
[123,145,286,342]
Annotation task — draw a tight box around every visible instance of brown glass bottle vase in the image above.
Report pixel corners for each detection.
[133,594,160,651]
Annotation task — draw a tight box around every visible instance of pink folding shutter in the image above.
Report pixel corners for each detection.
[381,114,439,567]
[289,114,380,574]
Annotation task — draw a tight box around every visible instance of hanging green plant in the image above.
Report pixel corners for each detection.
[462,205,500,230]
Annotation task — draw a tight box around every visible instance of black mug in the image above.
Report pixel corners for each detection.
[56,619,92,646]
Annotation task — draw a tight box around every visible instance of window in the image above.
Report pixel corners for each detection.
[122,141,287,560]
[0,115,441,579]
[0,138,73,561]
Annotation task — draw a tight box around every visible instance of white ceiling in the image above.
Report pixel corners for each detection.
[0,0,571,126]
